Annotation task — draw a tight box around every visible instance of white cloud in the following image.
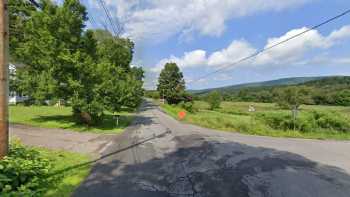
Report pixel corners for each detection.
[255,27,327,65]
[297,55,350,66]
[208,40,256,67]
[152,50,207,72]
[153,25,350,72]
[327,25,350,43]
[255,25,350,65]
[90,0,312,42]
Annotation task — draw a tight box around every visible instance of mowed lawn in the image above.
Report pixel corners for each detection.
[161,101,350,140]
[41,148,91,197]
[9,106,134,134]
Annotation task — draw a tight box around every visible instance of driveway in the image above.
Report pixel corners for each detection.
[74,100,350,197]
[10,124,117,156]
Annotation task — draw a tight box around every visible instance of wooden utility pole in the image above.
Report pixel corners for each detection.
[0,0,9,158]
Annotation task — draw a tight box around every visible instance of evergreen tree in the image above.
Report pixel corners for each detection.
[157,63,186,104]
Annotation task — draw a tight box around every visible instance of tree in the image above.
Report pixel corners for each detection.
[275,86,312,110]
[9,0,36,63]
[157,63,186,104]
[207,91,222,110]
[9,0,144,125]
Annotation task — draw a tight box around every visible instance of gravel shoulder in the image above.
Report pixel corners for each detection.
[10,124,118,156]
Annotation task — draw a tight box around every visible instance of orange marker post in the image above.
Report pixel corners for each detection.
[178,111,186,120]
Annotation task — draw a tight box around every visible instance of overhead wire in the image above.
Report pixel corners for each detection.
[188,8,350,85]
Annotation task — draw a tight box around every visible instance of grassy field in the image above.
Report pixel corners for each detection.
[9,106,134,134]
[161,101,350,140]
[42,148,91,197]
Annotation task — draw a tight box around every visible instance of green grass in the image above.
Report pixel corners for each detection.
[39,148,91,197]
[160,101,350,140]
[9,106,134,134]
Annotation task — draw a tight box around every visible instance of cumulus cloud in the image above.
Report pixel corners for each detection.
[327,25,350,43]
[297,55,350,66]
[207,40,256,67]
[152,50,207,72]
[153,25,350,72]
[255,25,350,65]
[89,0,312,42]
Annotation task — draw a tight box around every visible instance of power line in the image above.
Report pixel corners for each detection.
[87,12,97,28]
[96,0,122,36]
[189,8,350,85]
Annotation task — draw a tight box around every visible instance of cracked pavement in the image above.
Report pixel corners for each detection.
[74,100,350,197]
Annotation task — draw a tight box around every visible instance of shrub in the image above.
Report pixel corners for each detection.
[334,90,350,106]
[0,141,58,196]
[179,101,195,113]
[256,110,350,133]
[145,91,160,99]
[207,91,222,110]
[256,112,291,130]
[311,110,350,132]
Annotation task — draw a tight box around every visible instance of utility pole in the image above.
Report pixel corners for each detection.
[0,0,9,158]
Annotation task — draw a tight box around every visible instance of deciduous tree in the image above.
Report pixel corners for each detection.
[207,91,222,110]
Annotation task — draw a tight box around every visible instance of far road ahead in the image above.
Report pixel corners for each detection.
[75,100,350,197]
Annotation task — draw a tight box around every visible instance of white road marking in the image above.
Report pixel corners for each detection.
[99,141,113,154]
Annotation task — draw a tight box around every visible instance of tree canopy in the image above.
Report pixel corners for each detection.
[157,63,187,104]
[9,0,144,124]
[207,91,222,110]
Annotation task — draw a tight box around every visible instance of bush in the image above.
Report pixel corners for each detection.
[256,112,293,130]
[334,90,350,106]
[180,101,196,113]
[0,141,58,196]
[256,110,350,133]
[311,110,350,132]
[145,91,160,99]
[207,91,222,110]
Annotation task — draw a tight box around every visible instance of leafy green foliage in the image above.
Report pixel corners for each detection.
[10,105,133,134]
[206,91,222,110]
[256,110,350,133]
[0,141,57,196]
[145,90,160,99]
[179,101,195,113]
[0,140,91,197]
[9,0,144,124]
[161,101,350,140]
[275,86,313,109]
[333,90,350,106]
[157,63,186,104]
[196,77,350,107]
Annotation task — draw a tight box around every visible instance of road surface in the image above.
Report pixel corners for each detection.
[74,100,350,197]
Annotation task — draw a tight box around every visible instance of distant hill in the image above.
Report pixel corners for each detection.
[193,76,350,106]
[193,76,341,95]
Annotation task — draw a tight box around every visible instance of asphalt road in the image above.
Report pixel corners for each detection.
[74,100,350,197]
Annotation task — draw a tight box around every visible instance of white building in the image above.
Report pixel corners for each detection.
[8,63,29,104]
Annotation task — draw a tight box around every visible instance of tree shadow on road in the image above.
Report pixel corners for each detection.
[69,133,350,197]
[30,113,142,132]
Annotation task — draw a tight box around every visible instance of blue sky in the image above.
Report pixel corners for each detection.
[78,0,350,90]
